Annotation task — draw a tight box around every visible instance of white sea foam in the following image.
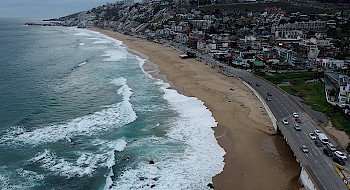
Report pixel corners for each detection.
[74,31,92,36]
[84,29,123,47]
[71,28,123,47]
[102,50,127,62]
[103,57,225,190]
[104,169,114,190]
[161,78,225,188]
[76,61,87,67]
[29,139,127,178]
[92,139,127,168]
[29,149,96,178]
[0,173,10,189]
[87,37,102,40]
[16,168,44,181]
[136,57,147,70]
[1,78,136,145]
[0,168,43,190]
[93,40,112,44]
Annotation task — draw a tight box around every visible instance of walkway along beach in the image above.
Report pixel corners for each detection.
[90,28,301,190]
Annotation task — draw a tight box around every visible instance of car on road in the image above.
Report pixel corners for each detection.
[314,130,321,136]
[327,143,336,152]
[295,118,301,123]
[294,124,301,131]
[333,156,345,165]
[323,148,333,157]
[282,118,288,125]
[267,93,272,96]
[301,145,309,153]
[334,151,347,160]
[266,97,271,101]
[317,133,329,144]
[256,83,260,86]
[248,82,253,84]
[309,133,316,140]
[293,112,299,118]
[315,139,323,147]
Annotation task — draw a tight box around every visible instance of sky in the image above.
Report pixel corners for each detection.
[0,0,118,19]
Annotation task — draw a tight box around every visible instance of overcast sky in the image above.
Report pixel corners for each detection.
[0,0,118,19]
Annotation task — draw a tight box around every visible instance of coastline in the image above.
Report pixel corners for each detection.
[89,28,301,190]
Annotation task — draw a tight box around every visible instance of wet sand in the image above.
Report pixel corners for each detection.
[90,28,301,190]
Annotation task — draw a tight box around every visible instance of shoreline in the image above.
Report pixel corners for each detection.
[89,28,301,190]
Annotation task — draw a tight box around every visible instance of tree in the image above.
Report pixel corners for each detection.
[279,19,287,25]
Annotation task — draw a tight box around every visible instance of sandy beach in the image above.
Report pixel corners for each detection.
[91,28,301,190]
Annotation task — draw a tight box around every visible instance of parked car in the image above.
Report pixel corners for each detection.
[323,148,333,157]
[282,118,288,125]
[256,83,260,86]
[267,93,272,96]
[314,130,321,136]
[315,139,323,147]
[301,145,309,153]
[327,143,336,152]
[293,112,299,118]
[294,124,301,131]
[317,133,329,144]
[295,118,301,123]
[333,156,345,165]
[334,151,347,160]
[266,97,271,101]
[309,133,316,140]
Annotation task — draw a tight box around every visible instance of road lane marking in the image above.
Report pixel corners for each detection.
[312,149,318,156]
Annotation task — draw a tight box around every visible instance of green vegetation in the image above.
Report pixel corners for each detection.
[258,72,350,150]
[281,82,350,133]
[281,82,327,112]
[255,71,323,85]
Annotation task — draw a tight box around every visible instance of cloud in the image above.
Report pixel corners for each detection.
[0,0,118,18]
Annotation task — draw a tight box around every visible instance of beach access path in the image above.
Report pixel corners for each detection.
[90,28,301,190]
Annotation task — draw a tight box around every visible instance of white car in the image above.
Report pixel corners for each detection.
[294,124,301,131]
[293,112,299,118]
[314,130,321,136]
[334,151,347,160]
[301,145,309,153]
[282,118,288,125]
[309,133,316,140]
[327,143,336,152]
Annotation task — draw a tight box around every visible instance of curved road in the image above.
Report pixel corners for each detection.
[225,67,348,190]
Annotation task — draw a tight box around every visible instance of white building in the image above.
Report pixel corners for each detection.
[189,20,213,30]
[175,33,189,44]
[316,59,345,69]
[272,21,327,33]
[274,30,306,39]
[124,0,134,6]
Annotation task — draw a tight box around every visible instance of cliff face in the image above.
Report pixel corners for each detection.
[57,2,169,33]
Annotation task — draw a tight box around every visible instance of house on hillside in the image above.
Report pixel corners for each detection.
[325,72,350,106]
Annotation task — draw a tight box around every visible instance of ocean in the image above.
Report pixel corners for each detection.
[0,18,225,190]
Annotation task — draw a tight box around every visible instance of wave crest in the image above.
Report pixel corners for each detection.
[1,78,136,145]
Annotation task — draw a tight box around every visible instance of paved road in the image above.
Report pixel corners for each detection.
[225,67,348,190]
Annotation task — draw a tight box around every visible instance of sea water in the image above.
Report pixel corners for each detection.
[0,18,225,190]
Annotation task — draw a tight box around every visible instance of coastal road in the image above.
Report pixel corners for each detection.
[222,67,348,190]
